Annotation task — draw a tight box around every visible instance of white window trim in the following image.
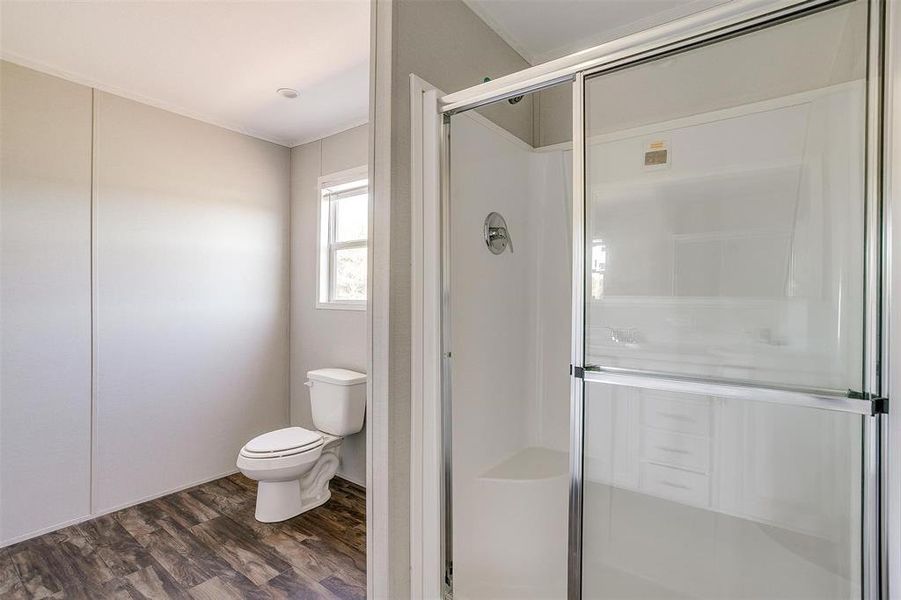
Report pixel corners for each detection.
[316,165,369,311]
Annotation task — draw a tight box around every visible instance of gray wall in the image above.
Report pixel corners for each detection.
[0,62,291,543]
[93,91,290,514]
[1,60,94,544]
[536,84,573,148]
[290,124,368,487]
[393,1,534,144]
[370,0,532,595]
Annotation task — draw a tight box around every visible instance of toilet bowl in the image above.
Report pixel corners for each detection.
[237,368,366,522]
[236,427,336,522]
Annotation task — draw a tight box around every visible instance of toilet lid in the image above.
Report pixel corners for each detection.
[243,427,323,455]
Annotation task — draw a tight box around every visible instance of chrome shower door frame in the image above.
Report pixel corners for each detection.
[568,71,586,600]
[432,0,890,598]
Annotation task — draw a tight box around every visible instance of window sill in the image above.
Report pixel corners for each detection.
[316,301,366,312]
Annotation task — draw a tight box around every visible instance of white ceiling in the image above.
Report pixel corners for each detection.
[463,0,733,65]
[0,1,370,147]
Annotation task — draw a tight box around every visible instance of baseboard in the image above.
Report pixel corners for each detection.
[0,469,240,548]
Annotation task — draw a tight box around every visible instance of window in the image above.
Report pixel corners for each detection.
[318,167,368,309]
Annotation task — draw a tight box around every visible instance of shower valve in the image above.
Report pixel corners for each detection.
[484,212,514,254]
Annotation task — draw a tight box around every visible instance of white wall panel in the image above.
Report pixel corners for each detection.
[93,92,290,512]
[0,62,93,544]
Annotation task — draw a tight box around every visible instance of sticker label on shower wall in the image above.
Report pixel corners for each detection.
[644,138,670,170]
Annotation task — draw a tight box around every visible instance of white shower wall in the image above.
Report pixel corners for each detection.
[533,148,573,454]
[450,112,571,599]
[451,113,572,469]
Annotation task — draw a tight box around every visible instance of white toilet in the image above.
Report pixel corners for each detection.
[236,368,366,522]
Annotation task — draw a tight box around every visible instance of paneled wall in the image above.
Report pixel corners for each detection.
[0,62,291,544]
[0,61,94,545]
[290,124,368,486]
[93,92,290,513]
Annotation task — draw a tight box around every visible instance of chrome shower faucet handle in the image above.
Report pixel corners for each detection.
[484,212,513,254]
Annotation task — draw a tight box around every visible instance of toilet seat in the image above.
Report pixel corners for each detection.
[240,427,323,459]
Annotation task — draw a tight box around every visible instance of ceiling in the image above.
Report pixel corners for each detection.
[0,1,370,147]
[463,0,733,65]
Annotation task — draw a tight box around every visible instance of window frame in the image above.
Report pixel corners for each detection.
[316,165,369,310]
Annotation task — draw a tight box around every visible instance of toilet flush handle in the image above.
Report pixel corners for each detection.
[304,380,313,387]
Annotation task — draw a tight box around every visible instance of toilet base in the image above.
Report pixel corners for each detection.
[254,484,334,523]
[252,439,341,523]
[302,489,332,513]
[255,479,304,522]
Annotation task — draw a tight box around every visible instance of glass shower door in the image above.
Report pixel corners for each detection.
[578,1,875,598]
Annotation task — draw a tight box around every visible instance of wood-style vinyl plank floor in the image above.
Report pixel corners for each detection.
[0,475,366,599]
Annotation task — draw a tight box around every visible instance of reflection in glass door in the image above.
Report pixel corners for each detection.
[578,1,875,598]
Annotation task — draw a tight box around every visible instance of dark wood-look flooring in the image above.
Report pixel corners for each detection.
[0,475,365,600]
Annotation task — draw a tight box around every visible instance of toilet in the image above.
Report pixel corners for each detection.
[236,368,366,522]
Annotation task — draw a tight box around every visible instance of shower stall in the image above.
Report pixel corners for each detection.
[411,0,892,598]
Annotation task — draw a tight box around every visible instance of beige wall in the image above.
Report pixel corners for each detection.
[394,0,533,144]
[93,91,290,513]
[370,0,532,595]
[0,62,292,542]
[290,124,368,486]
[0,61,93,544]
[536,84,573,148]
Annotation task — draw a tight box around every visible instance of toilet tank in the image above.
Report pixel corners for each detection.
[307,368,366,436]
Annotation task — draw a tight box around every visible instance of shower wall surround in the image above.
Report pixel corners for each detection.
[0,61,291,545]
[450,109,573,599]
